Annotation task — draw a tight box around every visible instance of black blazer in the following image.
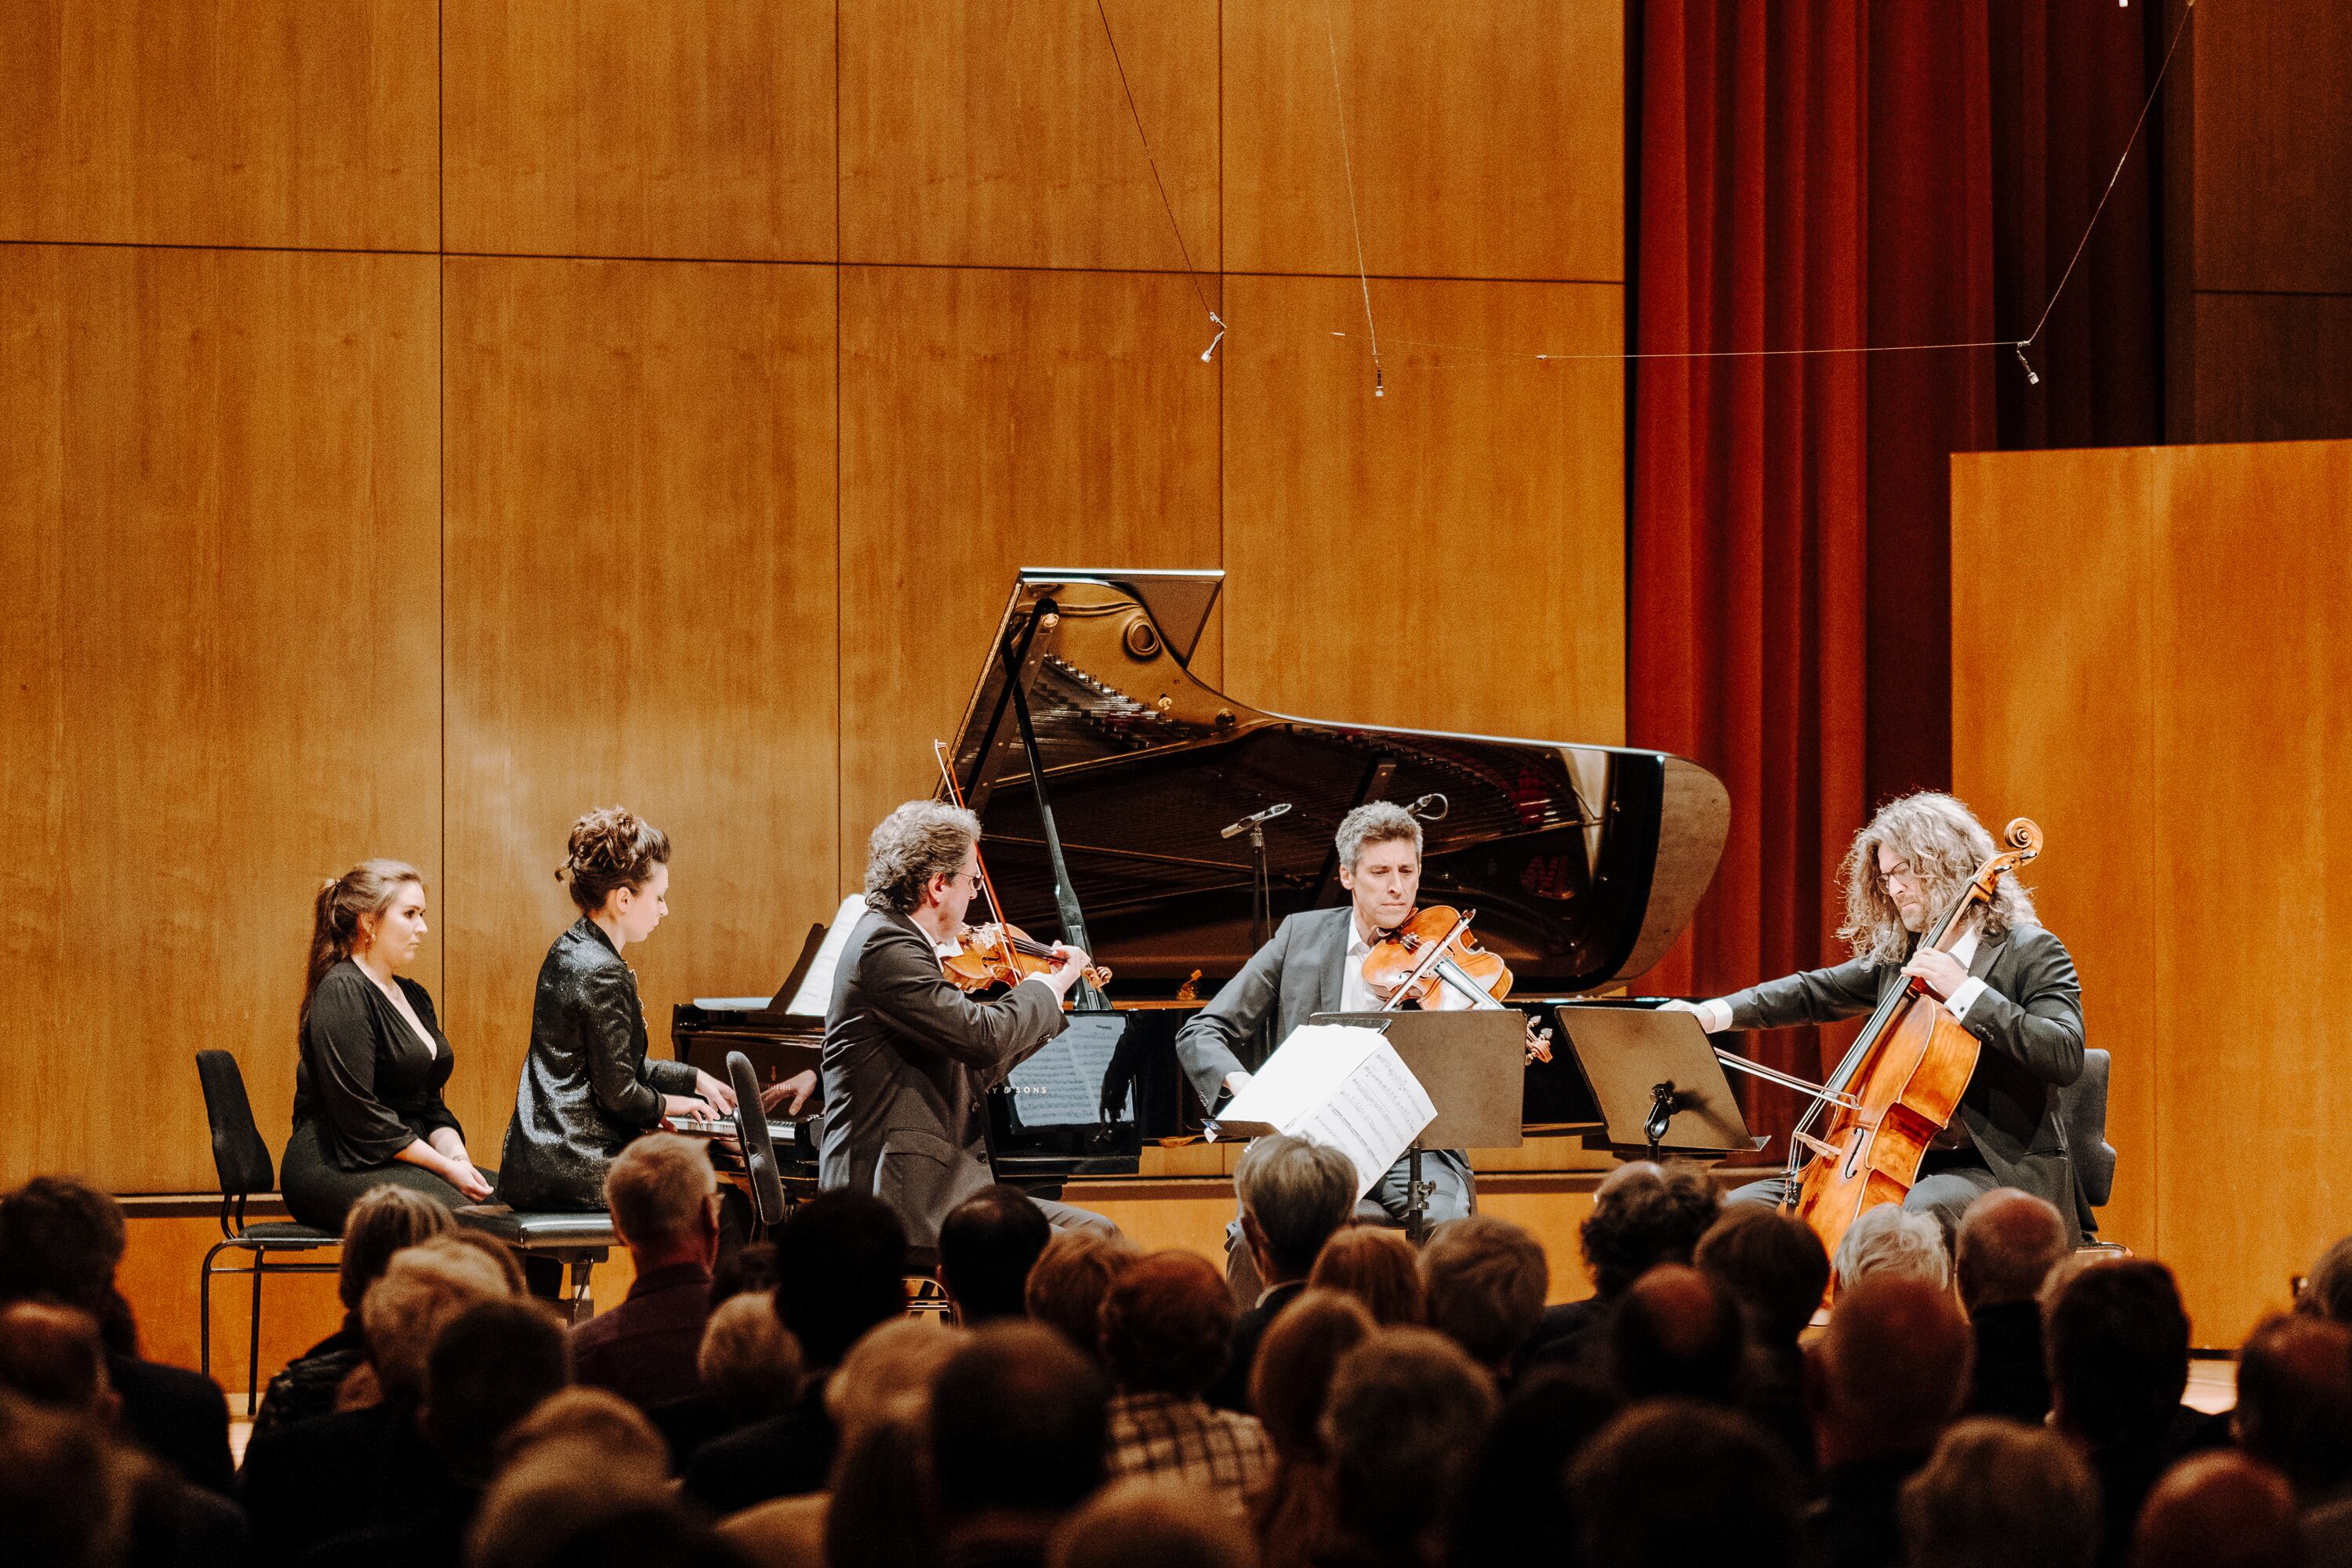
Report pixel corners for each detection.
[817,906,1067,1247]
[494,918,699,1210]
[1721,920,2088,1240]
[292,961,462,1169]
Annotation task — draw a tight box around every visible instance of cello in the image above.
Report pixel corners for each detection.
[1784,818,2045,1272]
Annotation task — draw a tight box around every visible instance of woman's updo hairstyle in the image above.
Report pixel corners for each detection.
[560,807,671,916]
[303,859,425,1033]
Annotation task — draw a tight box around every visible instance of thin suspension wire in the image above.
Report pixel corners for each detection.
[1093,0,1220,332]
[1305,0,2197,378]
[1322,0,1382,394]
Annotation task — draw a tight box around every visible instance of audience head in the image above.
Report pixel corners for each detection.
[2129,1451,2299,1568]
[698,1291,803,1420]
[2231,1313,2352,1501]
[826,1316,961,1445]
[1098,1250,1234,1398]
[1450,1364,1625,1568]
[602,1133,719,1266]
[497,1387,670,1484]
[2299,1234,2352,1325]
[0,1302,114,1417]
[1250,1288,1376,1461]
[0,1176,127,1330]
[421,1298,571,1483]
[1955,1188,2068,1312]
[1832,1203,1951,1291]
[444,1226,531,1294]
[304,858,426,1025]
[1569,1399,1797,1568]
[2044,1259,2189,1449]
[1611,1262,1745,1402]
[1025,1229,1136,1365]
[774,1190,908,1368]
[469,1448,687,1568]
[938,1185,1053,1324]
[1421,1214,1549,1372]
[1580,1160,1722,1298]
[1811,1274,1972,1465]
[559,807,670,938]
[361,1233,517,1403]
[1319,1326,1497,1545]
[826,1410,936,1568]
[929,1323,1108,1527]
[337,1183,456,1312]
[1235,1135,1356,1287]
[0,1392,134,1568]
[1307,1225,1425,1324]
[1693,1206,1830,1348]
[1899,1417,2100,1568]
[1047,1478,1254,1568]
[710,1238,780,1302]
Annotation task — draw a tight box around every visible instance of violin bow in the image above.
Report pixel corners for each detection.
[932,739,1011,933]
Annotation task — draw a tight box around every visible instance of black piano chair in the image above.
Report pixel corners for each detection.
[725,1051,788,1240]
[2061,1046,2121,1250]
[451,1204,615,1324]
[193,1050,341,1416]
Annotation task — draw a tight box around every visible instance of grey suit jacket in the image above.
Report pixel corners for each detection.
[1721,920,2088,1240]
[1174,906,1472,1190]
[817,906,1068,1248]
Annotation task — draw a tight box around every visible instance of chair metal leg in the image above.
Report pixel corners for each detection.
[565,1256,597,1326]
[246,1251,265,1417]
[198,1241,231,1385]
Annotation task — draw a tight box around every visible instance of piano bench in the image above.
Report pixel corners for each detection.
[454,1206,616,1323]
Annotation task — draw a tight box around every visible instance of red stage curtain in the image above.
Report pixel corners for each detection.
[1629,0,2158,1142]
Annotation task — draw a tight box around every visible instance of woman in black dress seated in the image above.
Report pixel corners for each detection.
[494,807,737,1210]
[282,860,494,1231]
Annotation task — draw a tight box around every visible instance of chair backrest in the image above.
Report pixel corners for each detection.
[2059,1047,2117,1210]
[727,1052,788,1230]
[194,1050,276,1198]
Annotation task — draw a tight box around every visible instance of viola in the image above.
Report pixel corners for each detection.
[1360,906,1551,1063]
[941,920,1113,995]
[1784,818,2045,1284]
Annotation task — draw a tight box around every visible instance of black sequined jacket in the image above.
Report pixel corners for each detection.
[492,917,699,1210]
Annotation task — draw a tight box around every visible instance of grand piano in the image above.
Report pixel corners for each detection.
[673,568,1730,1188]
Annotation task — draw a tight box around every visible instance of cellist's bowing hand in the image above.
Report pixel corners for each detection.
[1901,947,1970,1002]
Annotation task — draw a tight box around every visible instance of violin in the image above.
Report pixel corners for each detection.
[1361,906,1552,1063]
[941,920,1113,994]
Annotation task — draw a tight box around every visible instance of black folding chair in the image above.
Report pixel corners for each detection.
[193,1050,339,1415]
[726,1051,788,1240]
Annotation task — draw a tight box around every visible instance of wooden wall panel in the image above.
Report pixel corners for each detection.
[443,257,839,1150]
[1222,0,1622,281]
[1221,275,1624,742]
[835,265,1223,884]
[839,0,1218,271]
[2191,0,2352,294]
[2147,441,2352,1344]
[1952,439,2352,1345]
[0,245,441,1192]
[443,0,837,263]
[0,1,438,251]
[1950,447,2159,1258]
[2189,292,2352,445]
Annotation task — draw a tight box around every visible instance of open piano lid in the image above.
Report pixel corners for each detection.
[943,570,1729,994]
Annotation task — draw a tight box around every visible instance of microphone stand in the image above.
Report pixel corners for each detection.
[1220,802,1292,1065]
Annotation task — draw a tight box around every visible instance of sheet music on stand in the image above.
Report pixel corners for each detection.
[1003,1013,1133,1131]
[780,895,872,1016]
[1203,1024,1436,1200]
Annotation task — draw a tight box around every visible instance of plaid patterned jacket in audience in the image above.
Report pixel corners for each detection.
[1107,1391,1274,1505]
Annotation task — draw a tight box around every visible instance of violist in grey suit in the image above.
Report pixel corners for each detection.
[1176,802,1494,1292]
[818,800,1119,1249]
[1664,792,2089,1243]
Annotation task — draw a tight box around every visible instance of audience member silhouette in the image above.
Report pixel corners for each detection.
[1898,1416,2100,1568]
[939,1184,1055,1324]
[929,1322,1109,1568]
[1805,1274,1974,1568]
[2129,1451,2300,1568]
[1207,1135,1356,1412]
[1308,1226,1425,1326]
[1099,1250,1270,1504]
[1954,1188,2070,1423]
[1693,1205,1829,1470]
[1570,1397,1798,1568]
[1420,1215,1549,1379]
[1526,1160,1719,1369]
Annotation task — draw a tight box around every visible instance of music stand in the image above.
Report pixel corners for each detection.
[1549,1005,1759,1162]
[1312,1011,1529,1241]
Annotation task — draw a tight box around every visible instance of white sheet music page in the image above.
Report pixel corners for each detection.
[782,895,873,1015]
[1209,1024,1436,1199]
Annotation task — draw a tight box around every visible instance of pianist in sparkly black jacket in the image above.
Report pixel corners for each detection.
[494,809,731,1211]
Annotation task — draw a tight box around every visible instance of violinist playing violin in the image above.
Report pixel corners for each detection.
[1177,802,1499,1289]
[1661,792,2089,1241]
[816,800,1120,1247]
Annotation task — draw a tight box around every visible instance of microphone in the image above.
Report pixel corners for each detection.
[1407,793,1450,822]
[1219,802,1293,840]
